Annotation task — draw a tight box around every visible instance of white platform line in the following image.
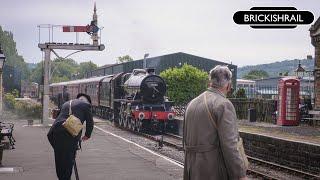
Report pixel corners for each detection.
[0,167,23,173]
[94,125,184,168]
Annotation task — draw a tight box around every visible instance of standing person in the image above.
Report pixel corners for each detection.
[183,65,248,180]
[47,93,94,180]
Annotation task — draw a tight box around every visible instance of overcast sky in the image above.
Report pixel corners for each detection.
[0,0,320,67]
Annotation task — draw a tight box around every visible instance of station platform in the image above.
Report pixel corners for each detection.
[0,119,183,180]
[175,116,320,145]
[238,120,320,145]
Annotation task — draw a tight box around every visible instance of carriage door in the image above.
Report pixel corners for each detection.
[277,78,300,126]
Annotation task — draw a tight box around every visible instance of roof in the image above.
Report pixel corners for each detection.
[96,52,236,71]
[50,76,109,87]
[237,79,255,83]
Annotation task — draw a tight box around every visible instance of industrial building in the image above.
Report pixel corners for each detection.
[86,52,237,87]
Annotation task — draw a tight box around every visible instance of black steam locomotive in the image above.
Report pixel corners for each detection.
[50,68,175,132]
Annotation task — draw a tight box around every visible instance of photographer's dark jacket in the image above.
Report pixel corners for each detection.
[48,99,94,146]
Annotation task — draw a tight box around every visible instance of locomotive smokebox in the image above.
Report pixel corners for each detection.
[123,69,166,103]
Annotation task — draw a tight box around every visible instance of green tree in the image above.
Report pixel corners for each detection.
[50,58,78,83]
[29,62,44,84]
[235,88,247,98]
[0,26,30,80]
[117,55,133,63]
[29,58,98,84]
[160,64,208,104]
[243,70,269,80]
[78,61,98,78]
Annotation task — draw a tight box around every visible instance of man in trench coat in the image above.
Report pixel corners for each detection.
[183,65,247,180]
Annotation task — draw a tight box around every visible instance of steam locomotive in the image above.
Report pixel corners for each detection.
[50,68,175,132]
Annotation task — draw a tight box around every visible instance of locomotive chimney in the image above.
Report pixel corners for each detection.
[146,68,155,74]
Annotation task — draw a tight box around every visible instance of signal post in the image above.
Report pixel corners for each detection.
[38,3,105,124]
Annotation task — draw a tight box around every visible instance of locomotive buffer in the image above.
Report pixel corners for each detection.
[38,3,105,125]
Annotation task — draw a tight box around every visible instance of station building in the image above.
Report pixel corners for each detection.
[87,52,237,88]
[21,81,39,98]
[237,76,314,99]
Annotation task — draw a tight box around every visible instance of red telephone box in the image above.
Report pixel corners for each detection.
[277,78,300,126]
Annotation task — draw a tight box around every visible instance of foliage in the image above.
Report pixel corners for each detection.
[50,58,78,83]
[29,61,43,84]
[11,89,20,98]
[14,99,42,119]
[3,93,16,110]
[3,93,41,119]
[0,26,30,80]
[278,71,289,76]
[160,64,208,104]
[29,58,98,84]
[243,70,269,80]
[117,55,133,63]
[234,88,247,98]
[78,61,98,78]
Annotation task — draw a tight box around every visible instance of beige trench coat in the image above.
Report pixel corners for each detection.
[183,88,246,180]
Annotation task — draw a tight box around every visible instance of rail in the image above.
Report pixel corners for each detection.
[95,117,320,179]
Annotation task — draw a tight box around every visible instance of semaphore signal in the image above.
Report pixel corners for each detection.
[37,3,105,125]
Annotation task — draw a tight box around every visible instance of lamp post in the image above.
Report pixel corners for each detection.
[295,60,314,98]
[0,45,6,114]
[294,60,306,79]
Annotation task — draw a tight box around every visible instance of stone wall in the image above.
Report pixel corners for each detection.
[240,131,320,175]
[310,17,320,110]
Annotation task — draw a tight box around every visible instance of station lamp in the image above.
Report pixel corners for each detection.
[0,44,6,113]
[295,60,305,79]
[0,45,5,71]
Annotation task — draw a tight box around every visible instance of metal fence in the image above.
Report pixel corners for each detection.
[235,85,314,100]
[173,98,277,123]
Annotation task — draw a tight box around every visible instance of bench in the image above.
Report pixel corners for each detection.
[0,122,15,149]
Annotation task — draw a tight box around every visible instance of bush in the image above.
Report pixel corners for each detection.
[14,99,42,119]
[235,88,247,98]
[160,64,208,104]
[4,93,16,110]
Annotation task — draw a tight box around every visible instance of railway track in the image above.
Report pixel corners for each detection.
[96,118,320,180]
[247,156,320,180]
[136,132,320,180]
[113,128,281,179]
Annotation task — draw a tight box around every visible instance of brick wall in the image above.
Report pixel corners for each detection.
[240,131,320,175]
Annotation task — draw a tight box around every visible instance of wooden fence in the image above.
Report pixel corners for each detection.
[229,98,277,123]
[174,98,277,123]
